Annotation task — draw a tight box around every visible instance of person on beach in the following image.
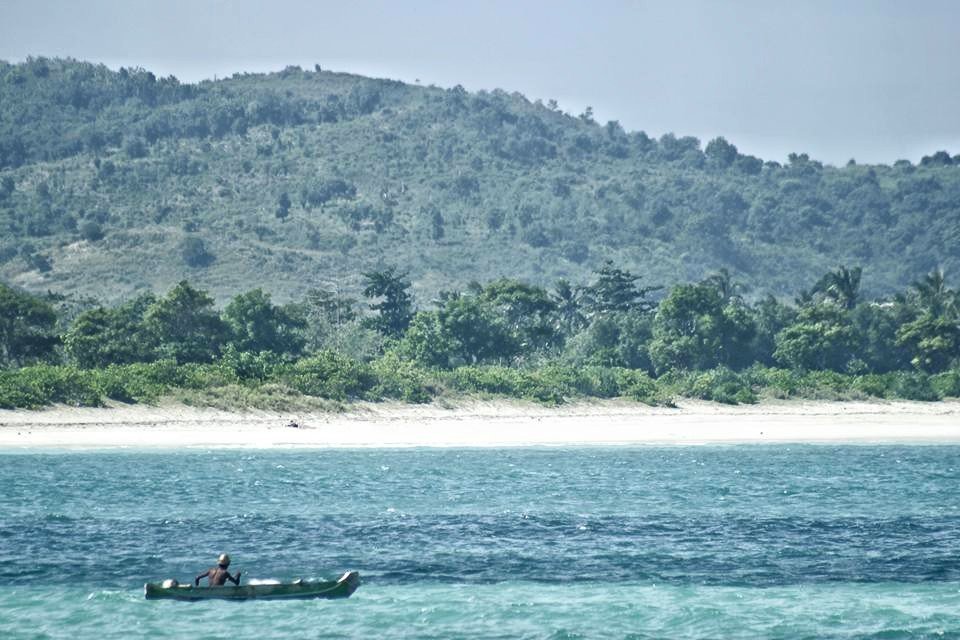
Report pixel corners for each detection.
[195,553,242,587]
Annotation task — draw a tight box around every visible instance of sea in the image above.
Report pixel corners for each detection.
[2,444,960,639]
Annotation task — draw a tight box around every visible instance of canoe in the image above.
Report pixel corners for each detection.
[144,570,360,601]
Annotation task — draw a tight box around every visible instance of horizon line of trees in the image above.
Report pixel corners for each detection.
[2,262,958,381]
[3,57,958,173]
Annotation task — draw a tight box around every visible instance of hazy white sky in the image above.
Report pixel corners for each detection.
[2,0,958,165]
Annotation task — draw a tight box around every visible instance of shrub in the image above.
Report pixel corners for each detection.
[750,366,806,398]
[180,235,214,268]
[0,365,102,408]
[444,365,572,404]
[616,369,671,406]
[803,370,852,397]
[665,368,757,405]
[889,372,940,401]
[447,365,523,396]
[931,370,960,399]
[370,353,433,403]
[219,347,286,382]
[124,137,148,159]
[573,366,622,398]
[851,373,893,399]
[79,220,104,241]
[282,351,375,400]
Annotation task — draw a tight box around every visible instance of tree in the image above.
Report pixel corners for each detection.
[0,283,59,367]
[222,288,305,356]
[79,220,104,241]
[648,283,755,373]
[395,311,455,368]
[362,268,414,337]
[430,208,445,241]
[850,301,914,373]
[888,269,959,373]
[564,310,653,370]
[581,261,660,316]
[144,281,228,363]
[749,295,797,366]
[397,293,520,368]
[0,176,14,200]
[479,278,560,352]
[294,285,358,349]
[276,191,291,221]
[773,304,857,371]
[180,236,214,268]
[895,312,960,373]
[63,294,158,368]
[436,294,519,365]
[705,136,738,168]
[910,269,956,317]
[552,279,585,336]
[811,265,862,310]
[701,268,743,302]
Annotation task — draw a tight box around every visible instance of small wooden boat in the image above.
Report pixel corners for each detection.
[144,570,360,601]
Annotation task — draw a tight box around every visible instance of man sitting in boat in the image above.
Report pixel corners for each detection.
[195,553,242,587]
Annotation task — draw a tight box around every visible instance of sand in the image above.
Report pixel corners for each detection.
[1,398,959,450]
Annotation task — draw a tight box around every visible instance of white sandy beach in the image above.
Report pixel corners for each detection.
[1,399,959,450]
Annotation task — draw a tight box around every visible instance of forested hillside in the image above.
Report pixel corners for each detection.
[1,56,959,305]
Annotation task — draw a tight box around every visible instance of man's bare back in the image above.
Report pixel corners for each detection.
[195,554,241,587]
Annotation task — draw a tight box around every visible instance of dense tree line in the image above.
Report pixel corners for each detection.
[1,58,959,306]
[1,263,958,408]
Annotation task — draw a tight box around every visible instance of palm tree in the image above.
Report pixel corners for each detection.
[911,269,955,317]
[552,279,585,336]
[821,265,862,310]
[701,268,742,302]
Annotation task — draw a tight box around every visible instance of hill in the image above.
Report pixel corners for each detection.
[1,57,959,305]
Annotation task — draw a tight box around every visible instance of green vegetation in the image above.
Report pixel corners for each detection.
[1,58,958,410]
[1,57,959,307]
[0,263,958,409]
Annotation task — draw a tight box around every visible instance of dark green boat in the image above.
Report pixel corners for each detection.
[144,570,360,601]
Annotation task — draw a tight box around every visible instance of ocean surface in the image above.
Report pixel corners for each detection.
[2,444,960,638]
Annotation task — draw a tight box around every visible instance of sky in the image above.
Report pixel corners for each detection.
[2,0,958,166]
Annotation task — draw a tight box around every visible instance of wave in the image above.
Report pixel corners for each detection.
[2,513,959,588]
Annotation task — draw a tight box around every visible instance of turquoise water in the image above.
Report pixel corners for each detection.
[3,446,960,638]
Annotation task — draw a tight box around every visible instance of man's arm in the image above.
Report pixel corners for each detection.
[195,570,209,586]
[228,570,242,586]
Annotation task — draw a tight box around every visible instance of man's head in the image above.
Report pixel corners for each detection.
[218,553,231,568]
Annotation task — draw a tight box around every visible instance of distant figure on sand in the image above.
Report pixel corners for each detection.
[195,553,241,586]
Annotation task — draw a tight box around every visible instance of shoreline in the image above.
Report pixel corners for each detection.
[1,398,959,450]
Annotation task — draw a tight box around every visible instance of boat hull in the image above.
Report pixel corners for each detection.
[144,570,360,601]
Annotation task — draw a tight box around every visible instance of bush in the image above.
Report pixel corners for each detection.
[446,365,523,397]
[931,370,960,399]
[219,347,285,382]
[180,235,214,268]
[89,361,236,404]
[79,220,104,241]
[663,368,757,405]
[0,365,102,408]
[803,370,853,397]
[571,366,621,398]
[94,366,138,402]
[370,353,433,403]
[282,351,375,400]
[443,365,571,404]
[616,369,671,406]
[851,373,893,399]
[889,372,939,401]
[519,366,576,404]
[750,366,806,398]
